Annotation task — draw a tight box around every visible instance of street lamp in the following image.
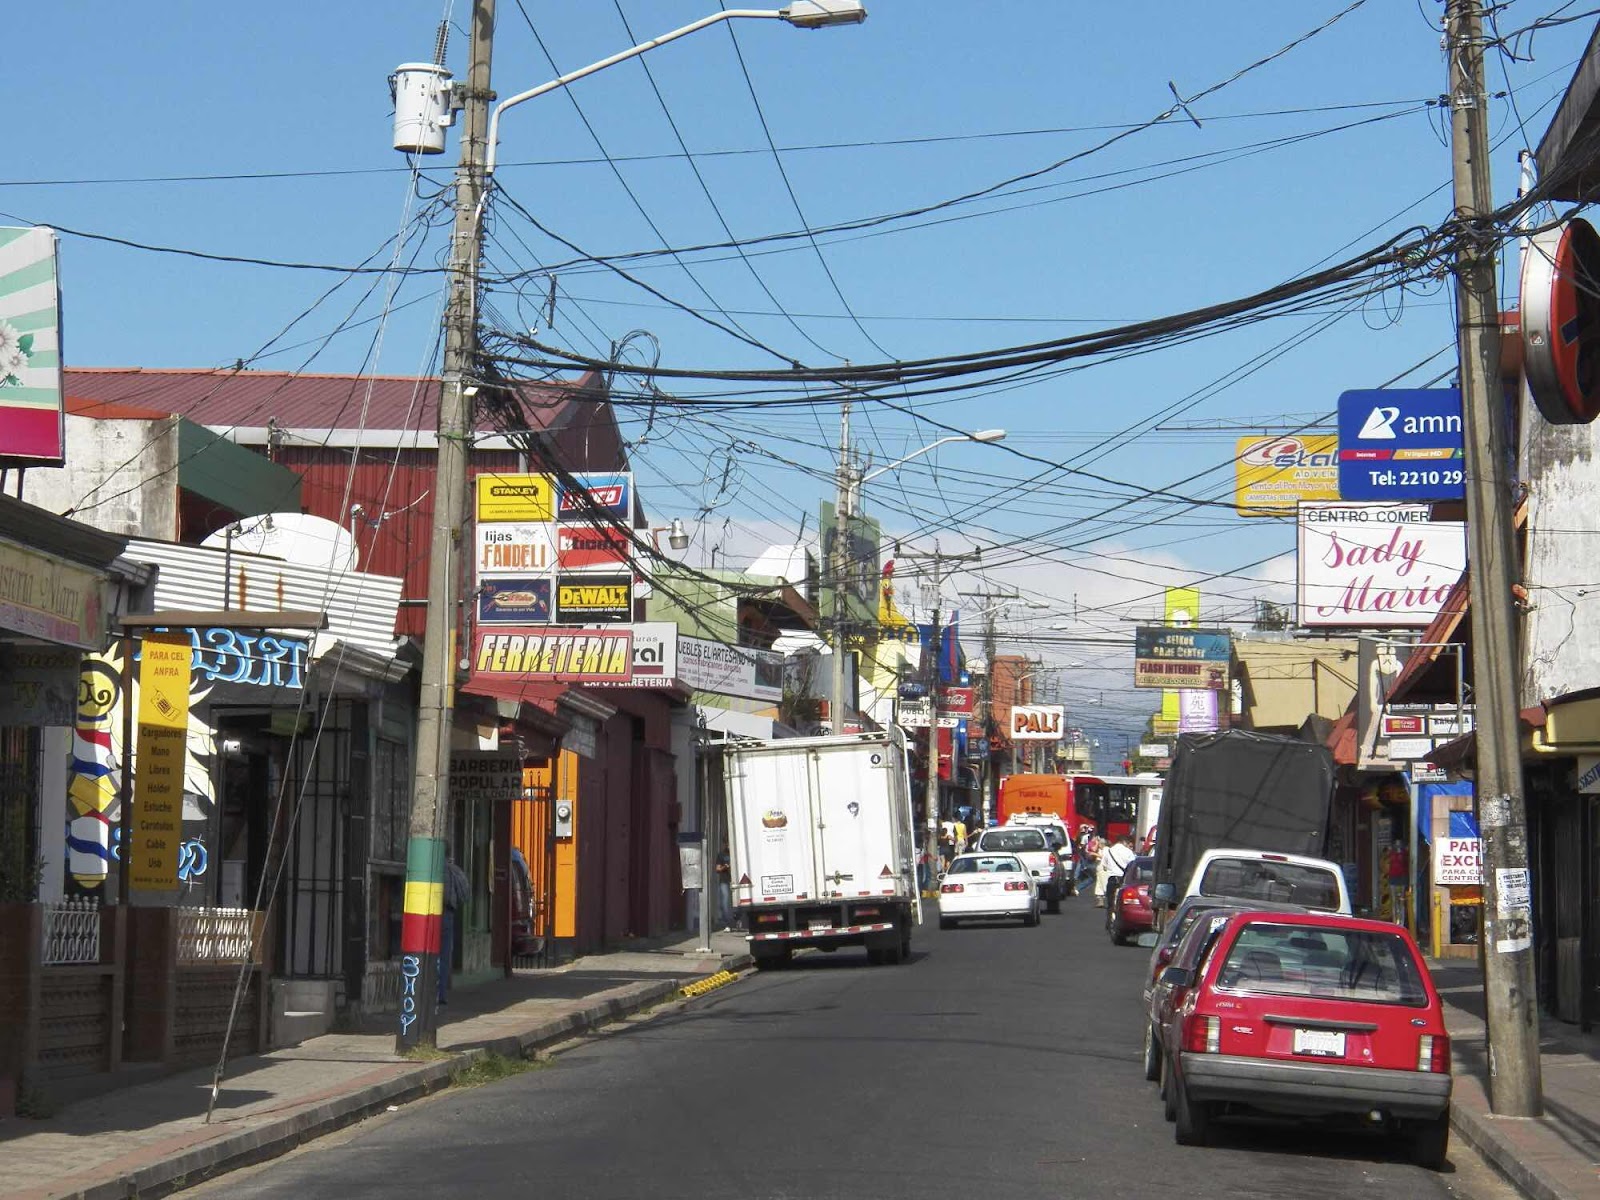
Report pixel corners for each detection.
[829,427,1004,734]
[485,3,867,175]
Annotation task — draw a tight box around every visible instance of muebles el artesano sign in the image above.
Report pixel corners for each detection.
[1296,502,1465,628]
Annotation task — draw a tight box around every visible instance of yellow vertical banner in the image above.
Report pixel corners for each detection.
[130,633,190,898]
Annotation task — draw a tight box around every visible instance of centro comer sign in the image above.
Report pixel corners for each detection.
[1296,502,1466,628]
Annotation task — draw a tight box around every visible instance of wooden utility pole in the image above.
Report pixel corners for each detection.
[396,0,495,1054]
[1445,0,1542,1116]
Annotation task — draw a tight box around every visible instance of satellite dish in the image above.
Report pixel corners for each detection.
[201,513,359,573]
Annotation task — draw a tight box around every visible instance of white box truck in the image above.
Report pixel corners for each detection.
[721,730,921,969]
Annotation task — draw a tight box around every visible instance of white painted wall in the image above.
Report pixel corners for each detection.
[19,414,180,537]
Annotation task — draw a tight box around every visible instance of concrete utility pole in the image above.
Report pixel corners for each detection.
[396,0,495,1054]
[830,397,854,733]
[1445,0,1542,1116]
[923,553,944,891]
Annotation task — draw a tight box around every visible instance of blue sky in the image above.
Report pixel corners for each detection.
[13,2,1593,759]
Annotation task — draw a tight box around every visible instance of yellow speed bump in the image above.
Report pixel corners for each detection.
[680,969,737,999]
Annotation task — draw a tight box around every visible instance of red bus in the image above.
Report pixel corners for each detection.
[997,773,1160,845]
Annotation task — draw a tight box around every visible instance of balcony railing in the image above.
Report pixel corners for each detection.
[40,896,102,965]
[176,906,262,965]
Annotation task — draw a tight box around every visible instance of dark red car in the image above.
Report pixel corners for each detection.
[1106,855,1155,944]
[1155,910,1452,1168]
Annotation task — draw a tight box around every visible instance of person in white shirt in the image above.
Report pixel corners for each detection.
[1095,833,1137,908]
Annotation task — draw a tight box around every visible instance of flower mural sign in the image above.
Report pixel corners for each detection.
[0,226,64,465]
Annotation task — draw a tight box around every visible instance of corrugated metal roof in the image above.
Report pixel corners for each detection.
[62,367,603,434]
[123,537,404,657]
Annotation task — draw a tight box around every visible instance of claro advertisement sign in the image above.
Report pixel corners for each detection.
[1296,502,1466,628]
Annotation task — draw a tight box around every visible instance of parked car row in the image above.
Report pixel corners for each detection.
[1129,851,1454,1169]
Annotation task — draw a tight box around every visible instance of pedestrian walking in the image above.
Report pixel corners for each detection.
[1099,833,1137,914]
[1076,824,1103,898]
[714,845,732,930]
[440,851,469,1005]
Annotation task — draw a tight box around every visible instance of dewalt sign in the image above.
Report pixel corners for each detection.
[555,574,632,624]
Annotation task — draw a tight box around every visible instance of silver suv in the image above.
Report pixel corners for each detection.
[971,826,1068,912]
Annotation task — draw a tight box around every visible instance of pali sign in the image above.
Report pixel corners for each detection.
[1296,502,1466,628]
[1011,704,1064,740]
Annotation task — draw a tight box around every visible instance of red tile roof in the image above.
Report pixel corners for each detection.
[65,395,173,421]
[62,367,602,433]
[1326,709,1358,766]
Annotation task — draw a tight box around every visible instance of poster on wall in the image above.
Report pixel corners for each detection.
[1297,502,1466,628]
[130,633,190,902]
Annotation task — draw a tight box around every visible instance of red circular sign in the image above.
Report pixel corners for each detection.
[1523,216,1600,424]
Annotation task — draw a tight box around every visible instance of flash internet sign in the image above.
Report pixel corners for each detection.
[1297,502,1465,628]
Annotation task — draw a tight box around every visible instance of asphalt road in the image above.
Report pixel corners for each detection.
[197,898,1517,1200]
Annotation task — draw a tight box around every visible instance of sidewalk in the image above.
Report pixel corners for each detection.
[0,931,748,1200]
[1430,960,1600,1200]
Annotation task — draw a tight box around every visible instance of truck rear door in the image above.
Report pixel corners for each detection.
[728,745,820,905]
[814,741,901,900]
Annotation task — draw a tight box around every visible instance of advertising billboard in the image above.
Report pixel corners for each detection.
[1133,626,1231,690]
[1178,688,1219,732]
[555,575,632,624]
[477,577,553,625]
[472,627,633,682]
[0,227,64,465]
[558,472,632,521]
[556,524,630,571]
[475,473,555,523]
[1297,502,1466,628]
[677,635,783,702]
[1233,434,1339,516]
[1336,388,1465,502]
[477,522,556,576]
[819,500,881,630]
[586,622,679,689]
[1011,704,1065,740]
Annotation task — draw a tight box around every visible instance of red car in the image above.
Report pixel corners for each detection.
[1106,855,1155,944]
[1155,910,1452,1168]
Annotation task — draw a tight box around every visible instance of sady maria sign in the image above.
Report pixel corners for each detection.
[1296,502,1466,628]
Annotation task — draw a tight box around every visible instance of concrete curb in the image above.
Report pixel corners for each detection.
[1449,1101,1589,1200]
[34,967,742,1200]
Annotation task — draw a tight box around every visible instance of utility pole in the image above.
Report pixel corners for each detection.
[396,0,494,1054]
[830,397,853,734]
[1446,0,1542,1117]
[923,552,944,894]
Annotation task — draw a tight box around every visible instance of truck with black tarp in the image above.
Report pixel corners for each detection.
[1149,729,1335,911]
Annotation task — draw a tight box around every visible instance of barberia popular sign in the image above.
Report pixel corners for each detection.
[1296,502,1466,628]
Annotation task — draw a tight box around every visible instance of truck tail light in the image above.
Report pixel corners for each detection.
[755,913,784,925]
[940,883,964,894]
[1003,880,1029,892]
[1419,1033,1450,1073]
[855,906,880,919]
[1183,1014,1220,1054]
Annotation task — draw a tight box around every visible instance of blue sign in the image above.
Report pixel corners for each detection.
[477,577,553,625]
[1336,388,1465,502]
[558,473,632,521]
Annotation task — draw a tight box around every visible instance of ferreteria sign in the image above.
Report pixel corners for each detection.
[1296,502,1466,628]
[472,627,633,682]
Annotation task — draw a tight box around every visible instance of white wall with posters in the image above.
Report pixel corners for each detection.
[1297,503,1466,628]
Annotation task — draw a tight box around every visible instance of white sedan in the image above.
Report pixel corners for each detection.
[937,853,1039,928]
